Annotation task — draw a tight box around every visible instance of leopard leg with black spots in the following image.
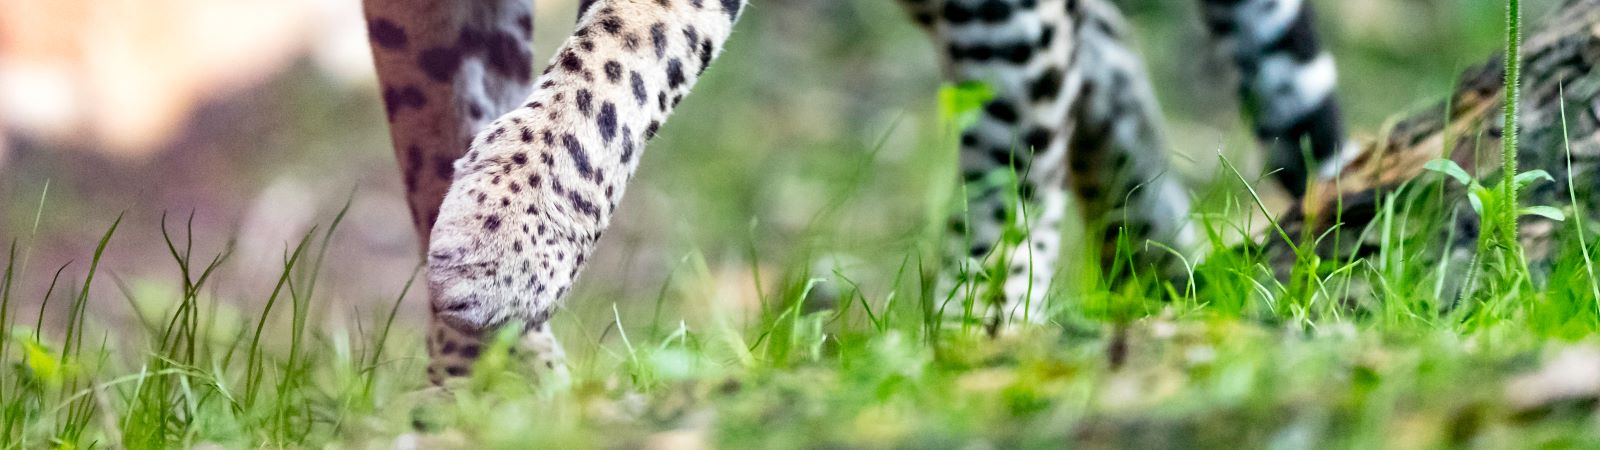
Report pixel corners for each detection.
[1068,0,1196,282]
[421,0,744,381]
[362,0,540,384]
[904,0,1082,330]
[1197,0,1351,197]
[903,0,1202,324]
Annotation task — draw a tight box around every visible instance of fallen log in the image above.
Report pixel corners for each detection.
[1271,0,1600,280]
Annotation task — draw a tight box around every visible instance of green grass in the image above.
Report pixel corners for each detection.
[7,181,1600,448]
[10,117,1600,448]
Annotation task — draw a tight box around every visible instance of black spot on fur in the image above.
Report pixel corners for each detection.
[983,100,1019,124]
[418,48,462,82]
[947,217,967,234]
[562,134,595,179]
[946,43,998,62]
[604,61,623,83]
[577,89,594,116]
[996,42,1033,64]
[368,18,408,49]
[631,72,648,106]
[568,191,601,219]
[666,59,686,88]
[598,15,624,35]
[1038,24,1056,47]
[560,51,584,73]
[598,102,618,143]
[433,155,455,180]
[1023,127,1052,152]
[683,27,700,54]
[1029,67,1064,101]
[484,215,502,231]
[620,126,636,163]
[941,2,972,24]
[970,243,991,258]
[380,85,426,120]
[974,0,1012,23]
[697,40,715,75]
[650,23,668,59]
[987,146,1015,164]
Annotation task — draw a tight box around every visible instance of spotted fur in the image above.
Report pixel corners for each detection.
[364,0,741,382]
[924,0,1081,327]
[1199,0,1351,196]
[366,0,536,247]
[1067,0,1197,282]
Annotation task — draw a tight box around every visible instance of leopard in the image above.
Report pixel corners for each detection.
[358,0,1348,383]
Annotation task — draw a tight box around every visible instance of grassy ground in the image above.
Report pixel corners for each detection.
[7,0,1600,448]
[8,200,1600,449]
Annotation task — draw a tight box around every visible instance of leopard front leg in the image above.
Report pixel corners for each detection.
[1068,0,1197,284]
[361,0,540,384]
[425,0,744,380]
[908,0,1082,330]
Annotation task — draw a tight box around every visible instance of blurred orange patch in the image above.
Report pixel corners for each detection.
[0,0,357,157]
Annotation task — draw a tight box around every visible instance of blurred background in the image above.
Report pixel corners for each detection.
[0,0,1549,339]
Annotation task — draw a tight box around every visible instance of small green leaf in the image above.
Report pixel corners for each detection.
[939,81,995,129]
[1423,159,1473,186]
[1515,170,1555,189]
[1520,205,1566,221]
[1468,185,1493,216]
[22,338,62,386]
